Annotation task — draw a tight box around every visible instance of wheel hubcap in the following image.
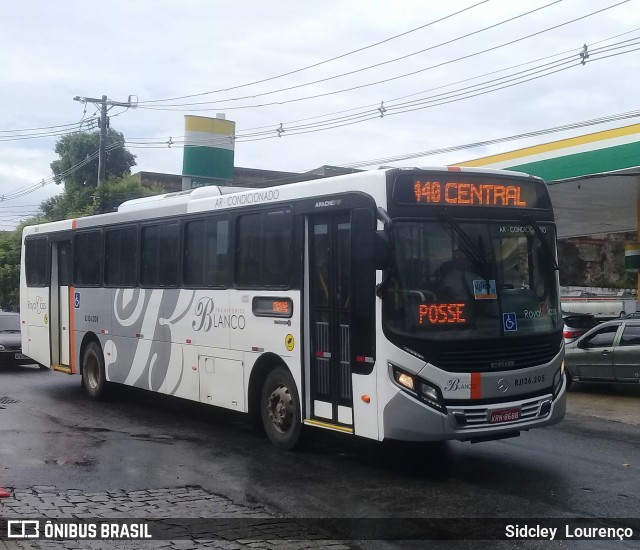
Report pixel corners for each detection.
[85,356,99,391]
[267,385,293,433]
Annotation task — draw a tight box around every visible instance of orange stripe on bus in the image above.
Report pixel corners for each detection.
[470,372,482,399]
[71,219,77,229]
[69,286,76,374]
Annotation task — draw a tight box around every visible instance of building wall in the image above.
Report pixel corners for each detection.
[558,232,636,289]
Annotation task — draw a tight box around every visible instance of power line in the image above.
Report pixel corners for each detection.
[125,28,640,144]
[121,40,636,147]
[234,54,581,139]
[206,26,640,134]
[0,143,121,202]
[122,108,640,186]
[338,110,640,169]
[137,0,627,112]
[234,41,638,140]
[0,122,98,142]
[138,0,492,104]
[0,119,91,134]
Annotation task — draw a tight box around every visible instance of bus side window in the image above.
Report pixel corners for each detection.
[105,227,137,287]
[184,217,229,288]
[263,210,292,287]
[141,223,179,287]
[74,231,102,287]
[235,210,292,288]
[25,237,49,287]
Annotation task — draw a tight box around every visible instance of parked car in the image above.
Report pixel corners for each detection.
[562,312,598,343]
[564,319,640,389]
[0,312,33,366]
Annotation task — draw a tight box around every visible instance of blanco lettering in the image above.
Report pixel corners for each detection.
[444,378,471,392]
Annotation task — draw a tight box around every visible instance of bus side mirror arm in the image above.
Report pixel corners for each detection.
[376,206,393,229]
[375,207,394,297]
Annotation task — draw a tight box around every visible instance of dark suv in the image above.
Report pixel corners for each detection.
[563,312,599,344]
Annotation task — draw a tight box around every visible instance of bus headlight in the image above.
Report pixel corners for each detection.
[390,364,446,413]
[393,369,416,391]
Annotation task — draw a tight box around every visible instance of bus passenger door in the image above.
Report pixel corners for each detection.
[50,240,72,369]
[307,212,354,428]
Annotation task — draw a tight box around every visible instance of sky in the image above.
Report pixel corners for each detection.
[0,0,639,229]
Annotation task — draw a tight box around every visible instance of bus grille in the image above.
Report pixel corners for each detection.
[449,396,552,429]
[432,336,561,372]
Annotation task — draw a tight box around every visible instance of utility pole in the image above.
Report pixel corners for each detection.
[98,95,108,186]
[73,94,137,186]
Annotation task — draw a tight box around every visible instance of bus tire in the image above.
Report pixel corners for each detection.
[260,366,303,450]
[82,341,108,400]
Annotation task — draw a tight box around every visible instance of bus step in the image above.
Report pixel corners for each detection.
[304,419,354,434]
[52,365,72,374]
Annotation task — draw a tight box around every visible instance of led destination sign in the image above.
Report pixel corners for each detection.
[414,181,527,207]
[392,175,547,209]
[418,303,469,326]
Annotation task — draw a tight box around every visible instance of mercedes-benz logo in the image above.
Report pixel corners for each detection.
[497,379,509,393]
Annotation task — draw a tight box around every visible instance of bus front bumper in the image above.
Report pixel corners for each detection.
[382,376,566,442]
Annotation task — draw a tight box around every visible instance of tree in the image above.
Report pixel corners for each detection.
[0,229,22,311]
[1,130,162,312]
[40,186,96,221]
[50,129,136,190]
[92,175,164,214]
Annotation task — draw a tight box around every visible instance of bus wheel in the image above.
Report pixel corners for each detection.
[82,341,108,400]
[261,366,303,450]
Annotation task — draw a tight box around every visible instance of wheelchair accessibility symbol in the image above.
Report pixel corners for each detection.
[503,312,517,332]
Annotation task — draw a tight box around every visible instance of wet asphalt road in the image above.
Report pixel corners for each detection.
[1,363,638,548]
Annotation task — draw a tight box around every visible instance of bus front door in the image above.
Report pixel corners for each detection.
[50,240,72,371]
[307,213,354,430]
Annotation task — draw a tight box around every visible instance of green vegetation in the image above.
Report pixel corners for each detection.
[0,130,164,311]
[50,129,135,189]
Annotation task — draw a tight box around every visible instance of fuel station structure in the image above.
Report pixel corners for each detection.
[456,123,640,305]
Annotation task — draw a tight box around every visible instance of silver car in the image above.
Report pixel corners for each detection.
[0,312,32,366]
[564,319,640,389]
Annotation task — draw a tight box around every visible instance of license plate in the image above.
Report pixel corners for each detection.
[14,353,28,360]
[488,407,521,424]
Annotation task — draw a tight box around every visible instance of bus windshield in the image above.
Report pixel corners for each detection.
[382,219,561,340]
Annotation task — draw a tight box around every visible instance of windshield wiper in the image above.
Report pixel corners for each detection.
[438,214,490,277]
[522,215,559,271]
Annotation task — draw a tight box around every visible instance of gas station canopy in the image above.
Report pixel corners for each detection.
[456,123,640,238]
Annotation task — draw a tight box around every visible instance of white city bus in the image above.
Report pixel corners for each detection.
[20,167,566,449]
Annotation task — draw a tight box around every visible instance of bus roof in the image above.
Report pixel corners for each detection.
[22,166,542,237]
